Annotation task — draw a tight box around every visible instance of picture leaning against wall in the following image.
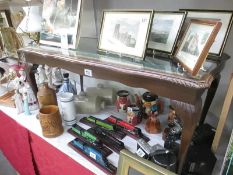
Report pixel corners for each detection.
[98,10,153,59]
[40,0,82,49]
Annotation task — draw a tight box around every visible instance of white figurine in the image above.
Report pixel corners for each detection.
[45,65,53,88]
[22,82,38,111]
[18,68,27,83]
[37,65,47,86]
[22,92,31,116]
[52,67,63,86]
[12,89,24,114]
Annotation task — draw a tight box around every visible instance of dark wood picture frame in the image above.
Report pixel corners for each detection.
[148,11,186,55]
[174,19,222,76]
[180,9,233,57]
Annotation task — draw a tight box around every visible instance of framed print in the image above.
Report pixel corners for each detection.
[180,9,233,57]
[175,19,222,76]
[0,10,13,27]
[148,11,186,55]
[98,10,153,60]
[40,0,82,49]
[117,149,176,175]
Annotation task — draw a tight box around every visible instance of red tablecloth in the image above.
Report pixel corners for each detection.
[0,110,95,175]
[30,132,94,175]
[0,110,36,175]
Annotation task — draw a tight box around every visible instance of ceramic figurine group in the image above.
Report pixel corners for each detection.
[34,64,64,91]
[9,65,38,115]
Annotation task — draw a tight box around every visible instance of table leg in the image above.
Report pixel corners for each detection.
[200,74,221,124]
[171,97,202,174]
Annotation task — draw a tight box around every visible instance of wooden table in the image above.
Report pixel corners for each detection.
[18,38,229,174]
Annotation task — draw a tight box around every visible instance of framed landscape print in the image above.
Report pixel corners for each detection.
[40,0,82,49]
[180,9,233,57]
[175,19,222,76]
[148,11,186,55]
[98,10,153,59]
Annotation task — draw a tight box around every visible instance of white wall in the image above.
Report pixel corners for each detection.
[92,0,233,130]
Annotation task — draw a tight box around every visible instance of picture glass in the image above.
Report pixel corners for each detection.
[40,0,82,48]
[128,167,144,175]
[149,12,185,53]
[99,11,152,59]
[0,12,9,27]
[186,11,233,55]
[176,23,213,70]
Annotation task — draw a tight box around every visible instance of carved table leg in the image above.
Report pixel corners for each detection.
[171,97,202,174]
[200,74,220,124]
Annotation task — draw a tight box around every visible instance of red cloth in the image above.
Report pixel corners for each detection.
[0,110,36,175]
[29,132,94,175]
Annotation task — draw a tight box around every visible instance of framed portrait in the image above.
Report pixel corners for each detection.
[40,0,82,49]
[0,10,13,27]
[148,11,186,55]
[117,149,176,175]
[175,19,222,76]
[180,9,233,57]
[98,10,153,60]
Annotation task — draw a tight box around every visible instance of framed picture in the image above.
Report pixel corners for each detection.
[117,149,176,175]
[98,10,153,60]
[180,9,233,57]
[40,0,82,49]
[148,11,186,55]
[174,19,222,76]
[0,10,13,27]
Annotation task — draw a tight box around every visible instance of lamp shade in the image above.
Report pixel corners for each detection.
[16,6,42,33]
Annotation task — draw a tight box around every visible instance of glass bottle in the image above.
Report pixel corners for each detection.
[59,73,77,94]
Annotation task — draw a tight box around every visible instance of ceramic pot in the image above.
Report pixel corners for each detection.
[116,90,131,113]
[39,105,64,138]
[58,92,77,126]
[37,83,57,108]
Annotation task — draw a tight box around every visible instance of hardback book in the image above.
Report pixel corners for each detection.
[40,0,82,49]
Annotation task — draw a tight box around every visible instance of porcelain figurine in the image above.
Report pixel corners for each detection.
[142,92,158,118]
[127,105,140,126]
[44,65,53,88]
[22,82,38,111]
[37,65,47,86]
[145,105,161,134]
[115,90,131,113]
[18,68,27,83]
[12,89,24,114]
[23,92,31,115]
[163,106,182,147]
[59,73,77,94]
[52,67,63,87]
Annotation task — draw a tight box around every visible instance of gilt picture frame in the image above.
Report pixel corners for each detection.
[180,9,233,57]
[98,10,153,60]
[148,11,186,55]
[40,0,82,49]
[175,19,222,76]
[0,10,13,27]
[117,149,176,175]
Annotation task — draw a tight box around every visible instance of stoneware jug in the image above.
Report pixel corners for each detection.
[37,83,57,108]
